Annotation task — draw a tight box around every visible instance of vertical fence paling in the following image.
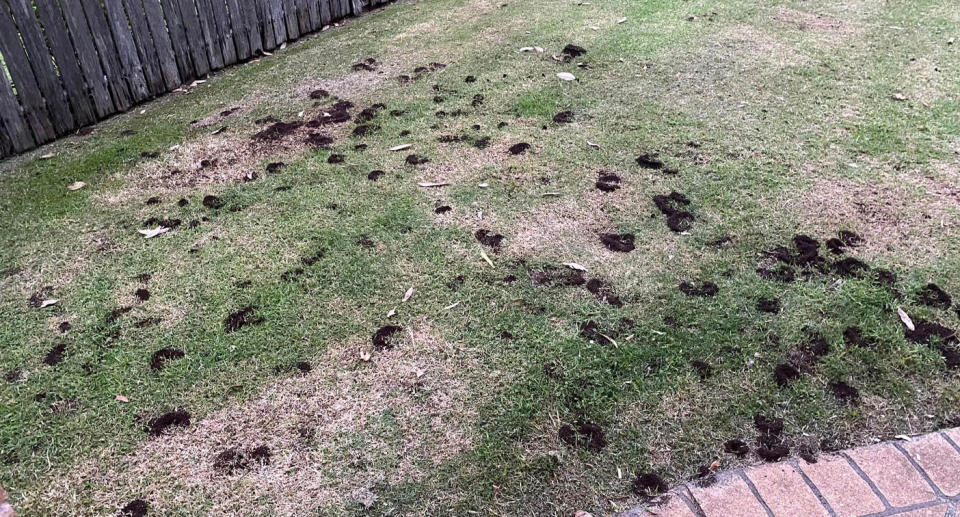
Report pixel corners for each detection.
[0,0,374,160]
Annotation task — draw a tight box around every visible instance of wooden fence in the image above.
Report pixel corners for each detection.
[0,0,386,159]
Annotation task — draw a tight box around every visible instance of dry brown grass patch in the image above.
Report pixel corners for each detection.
[772,6,859,45]
[34,320,480,516]
[790,174,958,264]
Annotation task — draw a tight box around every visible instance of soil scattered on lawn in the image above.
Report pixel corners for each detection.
[600,233,635,252]
[636,154,664,170]
[508,143,530,155]
[213,444,272,474]
[561,44,587,60]
[724,439,749,456]
[679,281,718,297]
[917,283,952,309]
[372,325,403,350]
[757,297,780,313]
[150,348,186,370]
[368,170,384,181]
[146,410,191,436]
[44,344,67,366]
[475,229,505,249]
[595,173,621,192]
[828,381,860,404]
[632,473,668,496]
[553,111,574,123]
[203,195,224,209]
[120,499,148,517]
[224,306,264,333]
[774,364,801,386]
[558,421,606,451]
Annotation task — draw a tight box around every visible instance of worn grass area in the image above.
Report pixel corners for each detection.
[1,0,959,515]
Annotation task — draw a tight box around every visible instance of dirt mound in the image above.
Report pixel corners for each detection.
[150,348,185,370]
[558,421,606,451]
[600,233,635,252]
[224,306,263,333]
[595,173,621,192]
[146,410,191,436]
[632,473,668,496]
[372,325,403,350]
[679,281,718,297]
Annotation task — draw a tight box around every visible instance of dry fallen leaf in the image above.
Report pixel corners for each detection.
[403,286,415,302]
[443,301,460,310]
[67,181,86,191]
[479,248,494,267]
[586,140,601,149]
[617,17,627,24]
[387,308,396,318]
[359,350,372,362]
[897,306,915,331]
[168,144,180,151]
[389,144,412,151]
[557,72,576,81]
[211,127,226,135]
[563,262,586,271]
[574,511,594,517]
[115,395,129,403]
[39,299,59,308]
[138,226,170,239]
[890,92,907,101]
[40,153,55,159]
[418,182,450,187]
[478,182,489,188]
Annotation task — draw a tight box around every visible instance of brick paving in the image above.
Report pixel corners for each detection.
[621,429,960,517]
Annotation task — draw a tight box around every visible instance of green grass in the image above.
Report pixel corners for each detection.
[1,0,960,515]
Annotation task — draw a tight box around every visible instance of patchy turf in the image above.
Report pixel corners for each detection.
[1,0,959,515]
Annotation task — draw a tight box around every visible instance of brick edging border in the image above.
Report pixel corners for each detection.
[620,428,960,517]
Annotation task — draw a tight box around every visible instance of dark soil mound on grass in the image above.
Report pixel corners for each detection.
[43,344,67,366]
[636,154,664,170]
[757,298,781,313]
[774,364,800,386]
[224,306,263,333]
[600,233,635,252]
[679,281,718,297]
[561,44,587,58]
[508,143,530,155]
[251,121,302,141]
[553,111,574,123]
[917,283,952,309]
[828,381,860,404]
[724,439,749,456]
[475,229,504,249]
[633,473,668,496]
[558,421,606,451]
[120,499,148,517]
[372,325,403,350]
[595,173,621,192]
[146,410,190,435]
[150,348,185,370]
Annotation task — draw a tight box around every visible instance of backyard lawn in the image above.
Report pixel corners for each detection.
[0,0,958,515]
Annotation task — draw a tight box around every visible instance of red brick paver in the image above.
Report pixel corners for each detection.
[797,454,885,516]
[893,505,949,517]
[632,494,697,517]
[0,485,14,517]
[619,427,960,517]
[845,443,936,507]
[687,473,769,517]
[901,433,960,496]
[745,463,828,517]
